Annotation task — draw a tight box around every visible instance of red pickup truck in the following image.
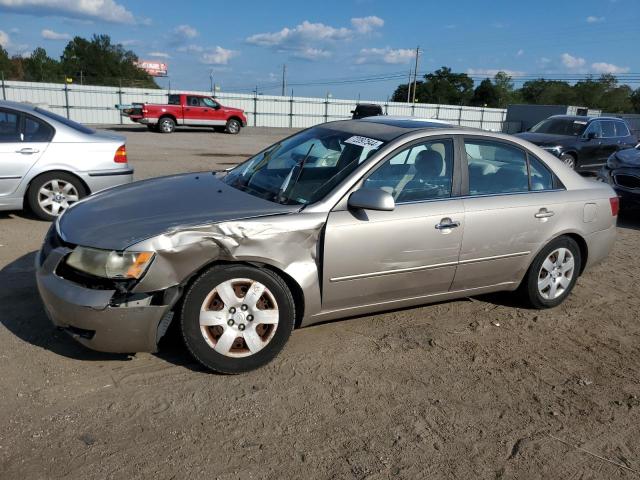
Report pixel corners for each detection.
[120,94,247,134]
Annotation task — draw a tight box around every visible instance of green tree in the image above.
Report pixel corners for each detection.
[520,79,575,105]
[420,67,474,105]
[471,78,499,107]
[0,45,11,78]
[493,71,514,108]
[61,34,158,87]
[23,47,60,82]
[631,88,640,113]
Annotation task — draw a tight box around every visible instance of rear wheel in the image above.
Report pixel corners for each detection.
[27,172,87,221]
[520,236,581,309]
[181,264,295,374]
[158,117,176,134]
[560,153,576,170]
[225,118,241,134]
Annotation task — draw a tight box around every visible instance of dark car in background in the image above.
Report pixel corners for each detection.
[351,103,383,119]
[515,115,636,172]
[598,143,640,211]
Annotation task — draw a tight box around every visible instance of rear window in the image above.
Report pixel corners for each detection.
[615,121,630,137]
[34,107,94,134]
[168,94,181,105]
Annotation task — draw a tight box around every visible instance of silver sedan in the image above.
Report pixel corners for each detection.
[36,117,618,373]
[0,100,133,220]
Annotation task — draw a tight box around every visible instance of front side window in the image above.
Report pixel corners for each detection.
[530,118,587,136]
[0,109,20,143]
[466,140,529,195]
[202,98,219,108]
[584,121,603,139]
[364,139,454,202]
[222,127,386,205]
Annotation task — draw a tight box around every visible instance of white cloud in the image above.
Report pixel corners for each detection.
[350,16,384,34]
[586,15,605,23]
[0,0,136,24]
[177,44,203,53]
[246,17,384,60]
[561,52,586,69]
[41,28,70,40]
[172,24,198,42]
[148,51,170,59]
[356,47,414,65]
[200,46,238,65]
[467,68,525,77]
[516,49,524,57]
[591,62,630,74]
[0,30,9,48]
[119,39,138,46]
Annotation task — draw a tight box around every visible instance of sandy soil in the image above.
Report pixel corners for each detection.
[1,126,639,479]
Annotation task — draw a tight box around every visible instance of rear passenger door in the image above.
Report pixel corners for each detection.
[451,137,565,291]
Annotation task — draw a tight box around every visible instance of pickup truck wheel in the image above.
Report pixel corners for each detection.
[181,264,295,374]
[225,119,241,134]
[158,117,175,134]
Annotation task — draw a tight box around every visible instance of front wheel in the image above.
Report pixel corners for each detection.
[560,153,576,170]
[181,265,295,374]
[225,118,241,134]
[520,236,582,309]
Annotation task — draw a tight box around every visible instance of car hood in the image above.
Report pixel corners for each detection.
[514,132,575,146]
[608,147,640,169]
[58,173,298,250]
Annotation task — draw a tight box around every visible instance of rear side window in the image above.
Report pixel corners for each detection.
[465,140,529,195]
[0,109,20,143]
[168,95,181,105]
[615,121,630,137]
[24,115,54,142]
[528,155,554,191]
[602,120,616,138]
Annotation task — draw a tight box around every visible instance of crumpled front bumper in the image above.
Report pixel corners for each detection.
[36,247,173,353]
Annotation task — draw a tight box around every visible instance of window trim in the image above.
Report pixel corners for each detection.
[359,135,460,205]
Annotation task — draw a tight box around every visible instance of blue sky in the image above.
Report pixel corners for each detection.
[0,0,638,99]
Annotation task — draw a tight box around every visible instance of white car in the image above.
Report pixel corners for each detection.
[0,101,133,220]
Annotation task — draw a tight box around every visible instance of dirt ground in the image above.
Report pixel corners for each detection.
[1,126,639,479]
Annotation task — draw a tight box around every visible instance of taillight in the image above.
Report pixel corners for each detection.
[114,145,127,164]
[609,196,620,216]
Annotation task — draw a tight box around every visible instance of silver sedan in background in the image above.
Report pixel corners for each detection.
[36,117,618,373]
[0,100,133,220]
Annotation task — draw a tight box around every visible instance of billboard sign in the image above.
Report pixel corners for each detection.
[135,60,168,77]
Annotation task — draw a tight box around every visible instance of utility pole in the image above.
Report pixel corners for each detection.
[209,69,214,94]
[281,64,287,97]
[406,64,413,103]
[412,46,420,104]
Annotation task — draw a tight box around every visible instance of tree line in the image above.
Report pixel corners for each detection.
[392,67,640,113]
[0,34,158,88]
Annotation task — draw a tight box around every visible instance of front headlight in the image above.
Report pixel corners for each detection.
[66,247,154,279]
[542,145,563,155]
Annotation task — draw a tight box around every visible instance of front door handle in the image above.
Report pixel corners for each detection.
[535,208,555,219]
[435,217,461,230]
[15,148,39,155]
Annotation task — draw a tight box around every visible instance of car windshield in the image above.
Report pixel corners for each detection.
[222,127,386,205]
[530,118,587,136]
[34,107,95,134]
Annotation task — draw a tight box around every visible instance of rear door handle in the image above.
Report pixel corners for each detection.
[435,217,461,230]
[16,148,39,155]
[535,208,555,219]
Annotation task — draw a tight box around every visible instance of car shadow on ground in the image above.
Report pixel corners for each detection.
[618,211,640,231]
[103,126,223,134]
[0,251,205,369]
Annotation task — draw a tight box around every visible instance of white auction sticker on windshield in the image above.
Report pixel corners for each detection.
[344,135,384,149]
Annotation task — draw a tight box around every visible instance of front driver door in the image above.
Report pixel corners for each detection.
[322,137,464,312]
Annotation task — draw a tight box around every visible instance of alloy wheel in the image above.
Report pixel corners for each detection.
[199,278,279,358]
[37,179,79,216]
[537,248,575,300]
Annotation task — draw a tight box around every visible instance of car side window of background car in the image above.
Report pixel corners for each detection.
[0,109,21,143]
[601,120,616,138]
[202,98,219,109]
[364,138,454,202]
[614,121,630,137]
[584,121,603,139]
[528,155,555,191]
[23,116,54,142]
[465,140,529,195]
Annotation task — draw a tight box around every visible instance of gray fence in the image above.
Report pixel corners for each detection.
[0,79,507,131]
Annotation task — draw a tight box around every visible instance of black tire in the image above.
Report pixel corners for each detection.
[27,171,87,221]
[225,118,241,134]
[520,236,582,309]
[180,264,295,374]
[158,116,176,133]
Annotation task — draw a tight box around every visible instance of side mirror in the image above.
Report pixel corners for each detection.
[348,188,395,211]
[586,131,596,140]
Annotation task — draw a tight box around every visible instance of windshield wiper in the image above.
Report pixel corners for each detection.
[277,143,315,204]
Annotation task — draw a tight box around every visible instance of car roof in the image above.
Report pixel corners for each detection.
[0,100,39,112]
[322,116,477,142]
[548,114,627,122]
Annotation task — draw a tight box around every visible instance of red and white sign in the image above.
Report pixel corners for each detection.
[135,60,168,77]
